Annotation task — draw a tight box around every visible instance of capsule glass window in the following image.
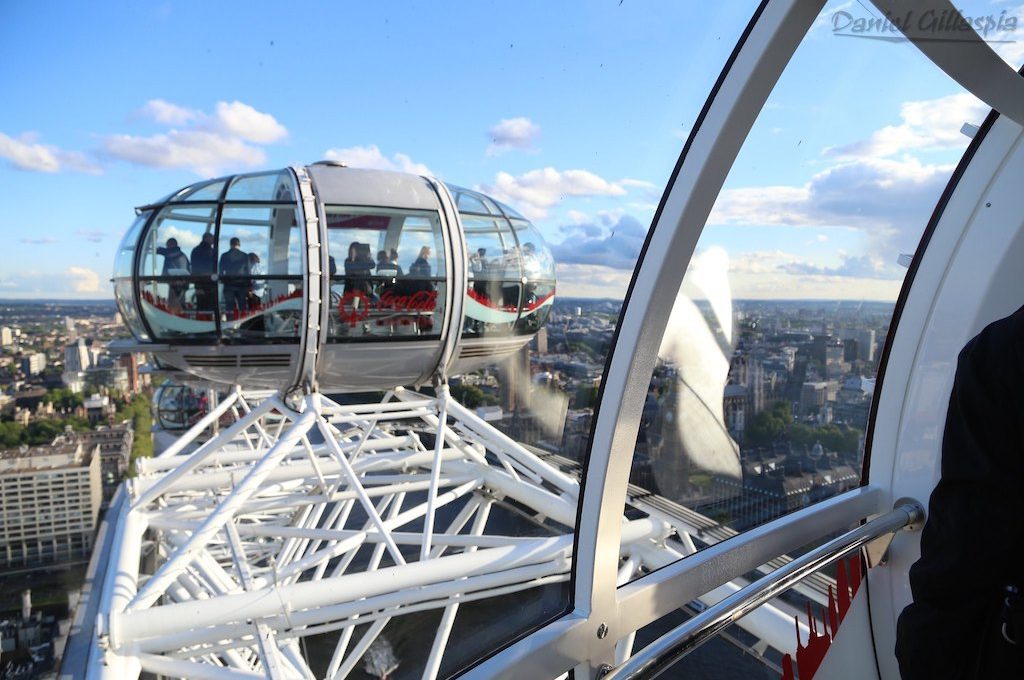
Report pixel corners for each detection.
[137,205,218,339]
[325,207,446,341]
[218,205,303,343]
[511,219,556,335]
[462,215,524,337]
[114,211,151,341]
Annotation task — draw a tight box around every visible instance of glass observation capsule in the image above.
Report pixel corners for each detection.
[113,163,556,391]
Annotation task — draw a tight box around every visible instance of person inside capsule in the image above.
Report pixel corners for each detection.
[896,304,1024,677]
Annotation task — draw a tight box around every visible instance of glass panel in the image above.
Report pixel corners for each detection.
[218,205,302,341]
[115,279,148,341]
[180,179,226,202]
[463,215,522,337]
[456,191,490,215]
[137,205,218,338]
[623,546,864,679]
[226,170,294,201]
[139,206,217,278]
[510,219,557,335]
[153,383,208,430]
[139,279,217,338]
[496,200,525,220]
[618,0,980,586]
[114,212,152,339]
[114,211,149,280]
[325,207,446,340]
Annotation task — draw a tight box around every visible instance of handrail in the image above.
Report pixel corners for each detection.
[602,500,925,680]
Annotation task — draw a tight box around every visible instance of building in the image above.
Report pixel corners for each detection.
[799,381,838,415]
[83,394,115,425]
[20,353,46,377]
[76,423,134,503]
[0,326,12,347]
[0,435,102,570]
[856,328,877,363]
[723,383,747,441]
[65,338,92,374]
[119,353,142,394]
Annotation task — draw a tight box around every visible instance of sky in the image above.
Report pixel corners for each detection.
[1,0,1021,301]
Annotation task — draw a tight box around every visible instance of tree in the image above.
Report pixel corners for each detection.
[0,421,22,447]
[574,384,599,409]
[746,400,793,446]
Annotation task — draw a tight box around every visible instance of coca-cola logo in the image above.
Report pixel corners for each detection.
[379,290,437,313]
[338,289,437,326]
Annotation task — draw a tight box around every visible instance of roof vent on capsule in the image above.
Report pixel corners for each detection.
[313,159,349,168]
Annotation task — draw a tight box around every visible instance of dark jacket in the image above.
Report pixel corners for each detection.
[157,246,189,275]
[191,242,215,275]
[343,256,374,295]
[896,303,1024,678]
[219,248,250,278]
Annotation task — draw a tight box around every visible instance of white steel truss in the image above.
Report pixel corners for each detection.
[91,386,812,679]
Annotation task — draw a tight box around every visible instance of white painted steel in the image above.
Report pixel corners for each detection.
[91,382,833,678]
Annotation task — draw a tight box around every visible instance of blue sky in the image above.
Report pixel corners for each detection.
[0,1,1019,300]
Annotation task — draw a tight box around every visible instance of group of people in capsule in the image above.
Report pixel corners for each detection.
[156,234,264,315]
[328,242,435,305]
[155,235,436,317]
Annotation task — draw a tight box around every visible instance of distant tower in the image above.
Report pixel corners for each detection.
[856,329,876,362]
[748,359,765,415]
[66,338,92,373]
[120,354,140,395]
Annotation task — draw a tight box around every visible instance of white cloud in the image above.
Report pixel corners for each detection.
[0,132,101,174]
[103,100,288,175]
[141,99,196,125]
[67,267,101,293]
[0,267,109,298]
[551,212,646,270]
[486,117,541,156]
[322,144,433,176]
[20,237,58,245]
[991,5,1024,67]
[712,155,954,234]
[479,167,627,219]
[213,101,288,143]
[825,92,986,160]
[103,130,267,176]
[619,178,658,191]
[554,262,634,299]
[703,92,978,287]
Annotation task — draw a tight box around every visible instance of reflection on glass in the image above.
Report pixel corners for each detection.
[153,382,209,430]
[138,279,217,338]
[137,206,218,339]
[179,180,225,202]
[114,212,151,340]
[325,207,446,340]
[226,170,294,201]
[623,545,864,679]
[463,215,522,336]
[218,205,302,342]
[618,0,979,593]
